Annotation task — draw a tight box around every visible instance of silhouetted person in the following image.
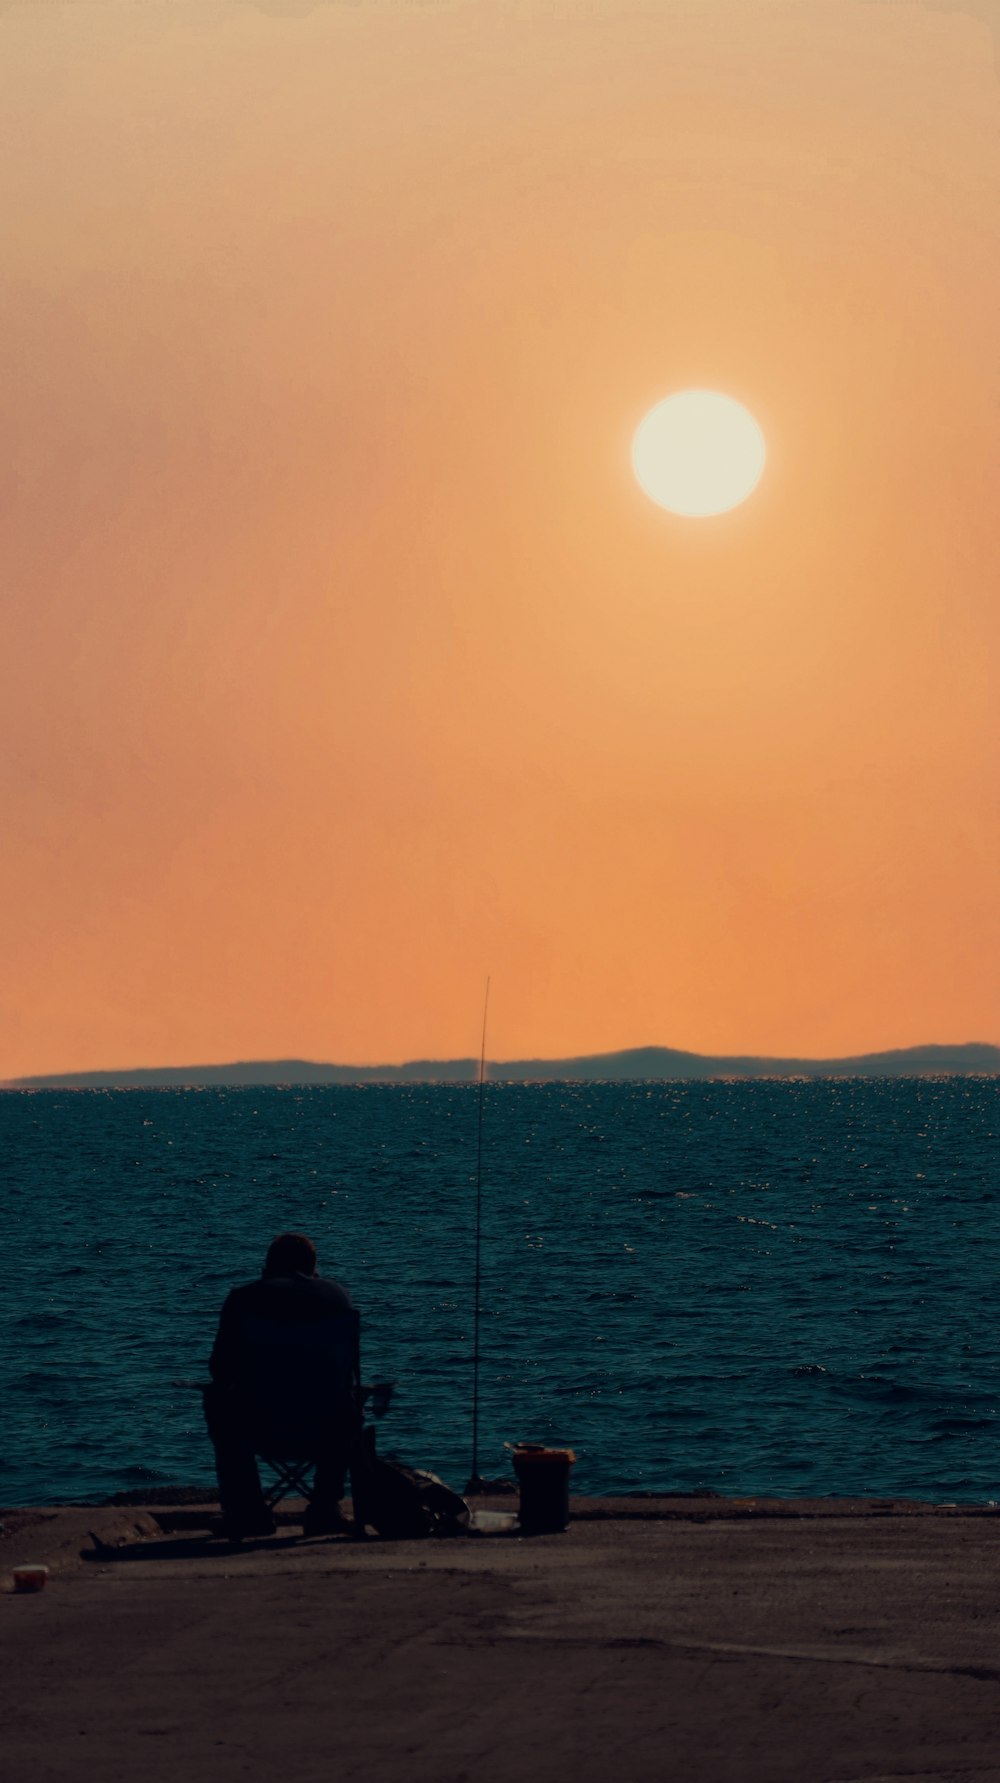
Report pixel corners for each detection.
[204,1231,356,1539]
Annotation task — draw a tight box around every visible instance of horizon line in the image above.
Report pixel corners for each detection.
[4,1038,1000,1088]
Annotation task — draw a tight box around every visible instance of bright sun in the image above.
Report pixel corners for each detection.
[631,390,766,517]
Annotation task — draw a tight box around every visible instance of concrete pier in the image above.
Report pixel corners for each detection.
[4,1497,1000,1781]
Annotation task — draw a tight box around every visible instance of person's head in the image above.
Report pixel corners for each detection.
[263,1232,317,1279]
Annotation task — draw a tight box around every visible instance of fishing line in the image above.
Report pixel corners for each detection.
[468,976,490,1492]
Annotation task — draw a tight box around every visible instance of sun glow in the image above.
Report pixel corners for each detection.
[631,390,766,517]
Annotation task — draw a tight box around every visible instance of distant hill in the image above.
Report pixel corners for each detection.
[5,1042,1000,1088]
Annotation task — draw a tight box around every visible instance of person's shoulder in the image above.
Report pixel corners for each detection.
[221,1272,352,1316]
[309,1274,354,1314]
[221,1278,270,1314]
[221,1279,256,1303]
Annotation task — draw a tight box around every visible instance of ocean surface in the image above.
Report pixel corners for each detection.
[1,1080,998,1506]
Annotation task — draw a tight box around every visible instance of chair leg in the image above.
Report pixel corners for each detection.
[260,1459,316,1514]
[347,1438,370,1538]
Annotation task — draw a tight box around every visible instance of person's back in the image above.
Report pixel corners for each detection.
[212,1264,351,1396]
[205,1232,356,1538]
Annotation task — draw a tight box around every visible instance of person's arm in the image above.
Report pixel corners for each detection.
[208,1291,243,1385]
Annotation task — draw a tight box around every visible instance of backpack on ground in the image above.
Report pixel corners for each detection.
[355,1433,469,1539]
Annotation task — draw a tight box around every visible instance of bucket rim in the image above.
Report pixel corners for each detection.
[509,1444,576,1464]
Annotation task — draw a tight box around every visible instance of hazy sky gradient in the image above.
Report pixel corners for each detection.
[2,0,998,1075]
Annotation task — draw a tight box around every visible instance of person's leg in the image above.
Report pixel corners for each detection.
[302,1426,353,1533]
[202,1385,275,1536]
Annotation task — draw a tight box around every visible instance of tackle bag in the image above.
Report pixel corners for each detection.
[354,1433,469,1538]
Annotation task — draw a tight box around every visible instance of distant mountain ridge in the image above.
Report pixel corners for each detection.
[5,1042,1000,1088]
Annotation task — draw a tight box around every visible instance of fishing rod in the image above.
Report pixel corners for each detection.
[467,976,490,1494]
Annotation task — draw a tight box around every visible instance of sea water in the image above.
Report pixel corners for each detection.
[1,1079,997,1505]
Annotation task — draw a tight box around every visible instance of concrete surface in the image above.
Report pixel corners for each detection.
[3,1498,1000,1782]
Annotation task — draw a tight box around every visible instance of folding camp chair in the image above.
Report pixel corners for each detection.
[237,1307,367,1534]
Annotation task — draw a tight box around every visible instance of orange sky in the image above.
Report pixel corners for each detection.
[1,0,998,1076]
